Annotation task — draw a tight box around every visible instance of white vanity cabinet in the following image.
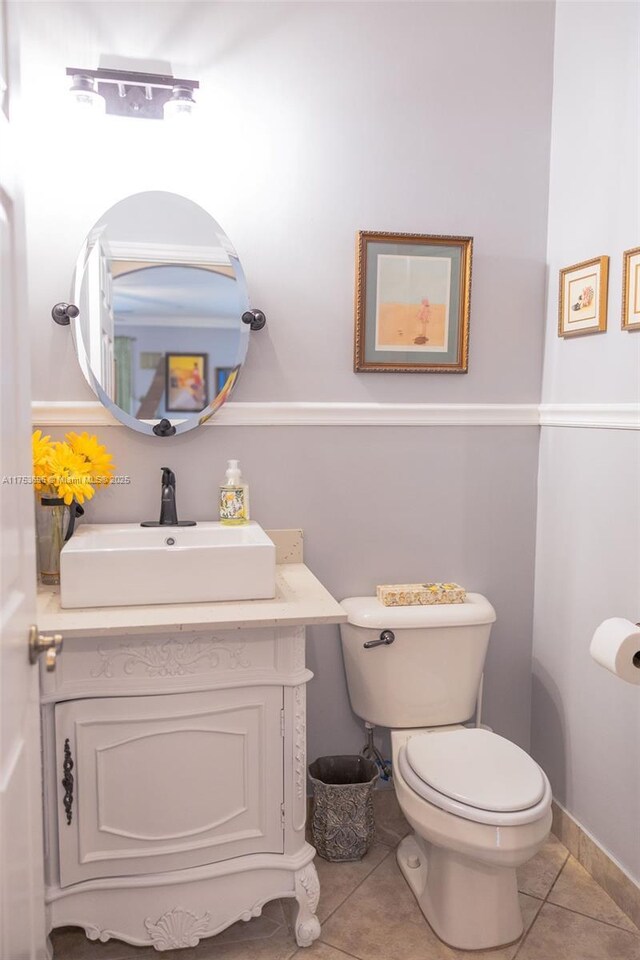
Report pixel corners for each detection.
[37,547,345,952]
[55,685,285,886]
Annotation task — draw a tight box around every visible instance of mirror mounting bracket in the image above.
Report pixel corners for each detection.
[242,308,266,332]
[52,302,79,326]
[153,418,177,438]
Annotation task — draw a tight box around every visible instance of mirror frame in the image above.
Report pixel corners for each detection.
[70,192,252,437]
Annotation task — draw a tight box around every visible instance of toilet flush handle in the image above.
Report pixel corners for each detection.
[364,630,395,649]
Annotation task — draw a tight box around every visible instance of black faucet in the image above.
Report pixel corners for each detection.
[160,467,178,524]
[141,467,196,527]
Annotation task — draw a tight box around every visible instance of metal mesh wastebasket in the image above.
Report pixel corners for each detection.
[308,755,379,862]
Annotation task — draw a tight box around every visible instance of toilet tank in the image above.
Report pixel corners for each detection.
[340,594,496,728]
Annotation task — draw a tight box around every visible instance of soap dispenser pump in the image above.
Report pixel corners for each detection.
[219,460,250,525]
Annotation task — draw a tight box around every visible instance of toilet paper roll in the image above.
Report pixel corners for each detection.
[590,618,640,685]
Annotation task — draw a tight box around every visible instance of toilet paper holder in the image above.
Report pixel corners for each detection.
[591,618,640,685]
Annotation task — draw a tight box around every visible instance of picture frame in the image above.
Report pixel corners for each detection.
[165,353,208,413]
[621,246,640,331]
[558,256,609,338]
[354,231,473,373]
[215,366,234,394]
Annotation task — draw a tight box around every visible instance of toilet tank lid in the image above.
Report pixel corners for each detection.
[340,594,496,629]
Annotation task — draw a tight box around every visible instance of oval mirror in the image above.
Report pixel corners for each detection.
[71,191,251,436]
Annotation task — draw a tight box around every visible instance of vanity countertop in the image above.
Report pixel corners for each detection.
[37,562,346,638]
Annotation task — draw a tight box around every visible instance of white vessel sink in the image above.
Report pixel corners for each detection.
[60,521,276,609]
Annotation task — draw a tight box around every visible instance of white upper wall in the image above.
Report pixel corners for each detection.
[532,0,640,883]
[19,0,554,405]
[542,0,640,403]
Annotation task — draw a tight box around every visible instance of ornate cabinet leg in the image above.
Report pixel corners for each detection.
[294,861,321,947]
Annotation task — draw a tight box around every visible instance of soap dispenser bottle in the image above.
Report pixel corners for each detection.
[219,460,250,525]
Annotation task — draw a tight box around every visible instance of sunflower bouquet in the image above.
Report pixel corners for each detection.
[32,431,116,584]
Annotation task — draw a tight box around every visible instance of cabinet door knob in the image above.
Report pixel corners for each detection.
[28,625,63,671]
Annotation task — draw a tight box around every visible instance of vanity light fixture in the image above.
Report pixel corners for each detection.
[65,67,199,120]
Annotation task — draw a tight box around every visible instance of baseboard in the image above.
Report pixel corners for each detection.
[552,800,640,929]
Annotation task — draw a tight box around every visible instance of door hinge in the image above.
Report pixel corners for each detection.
[280,802,286,829]
[280,708,285,738]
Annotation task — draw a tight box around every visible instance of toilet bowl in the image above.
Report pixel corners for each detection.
[391,727,552,950]
[339,594,553,951]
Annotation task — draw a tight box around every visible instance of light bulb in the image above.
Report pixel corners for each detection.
[69,75,105,113]
[163,86,195,120]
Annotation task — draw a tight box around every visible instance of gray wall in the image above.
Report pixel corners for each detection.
[22,1,554,405]
[41,423,541,762]
[531,1,640,882]
[22,2,555,759]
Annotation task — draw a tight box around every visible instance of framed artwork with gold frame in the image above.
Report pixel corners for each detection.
[558,256,609,337]
[622,246,640,331]
[165,353,208,413]
[354,231,473,373]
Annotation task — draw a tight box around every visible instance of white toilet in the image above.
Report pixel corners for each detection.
[339,594,552,952]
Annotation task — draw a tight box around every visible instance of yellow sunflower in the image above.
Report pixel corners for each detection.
[32,429,55,491]
[65,431,116,487]
[48,442,96,505]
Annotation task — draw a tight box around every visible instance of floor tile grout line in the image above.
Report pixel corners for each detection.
[319,937,377,960]
[542,850,570,902]
[543,849,639,935]
[373,827,407,849]
[511,850,569,960]
[317,845,397,927]
[376,838,399,850]
[512,895,546,960]
[512,887,640,960]
[539,899,640,937]
[313,937,371,960]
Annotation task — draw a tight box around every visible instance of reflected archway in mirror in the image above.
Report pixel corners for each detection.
[71,191,251,435]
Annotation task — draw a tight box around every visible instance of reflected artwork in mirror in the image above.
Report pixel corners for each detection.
[70,191,252,436]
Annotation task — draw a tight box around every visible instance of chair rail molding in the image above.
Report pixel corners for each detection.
[538,403,640,430]
[31,400,640,429]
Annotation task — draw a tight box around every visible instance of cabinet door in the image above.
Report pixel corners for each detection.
[55,686,283,886]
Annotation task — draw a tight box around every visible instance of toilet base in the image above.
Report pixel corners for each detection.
[397,833,524,951]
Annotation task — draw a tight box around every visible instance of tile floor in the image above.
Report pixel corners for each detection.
[51,792,640,960]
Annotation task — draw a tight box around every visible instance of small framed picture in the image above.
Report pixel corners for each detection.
[165,353,208,413]
[622,246,640,331]
[558,256,609,337]
[215,366,234,394]
[354,231,473,373]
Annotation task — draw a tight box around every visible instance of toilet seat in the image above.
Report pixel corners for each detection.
[398,730,551,827]
[406,727,545,811]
